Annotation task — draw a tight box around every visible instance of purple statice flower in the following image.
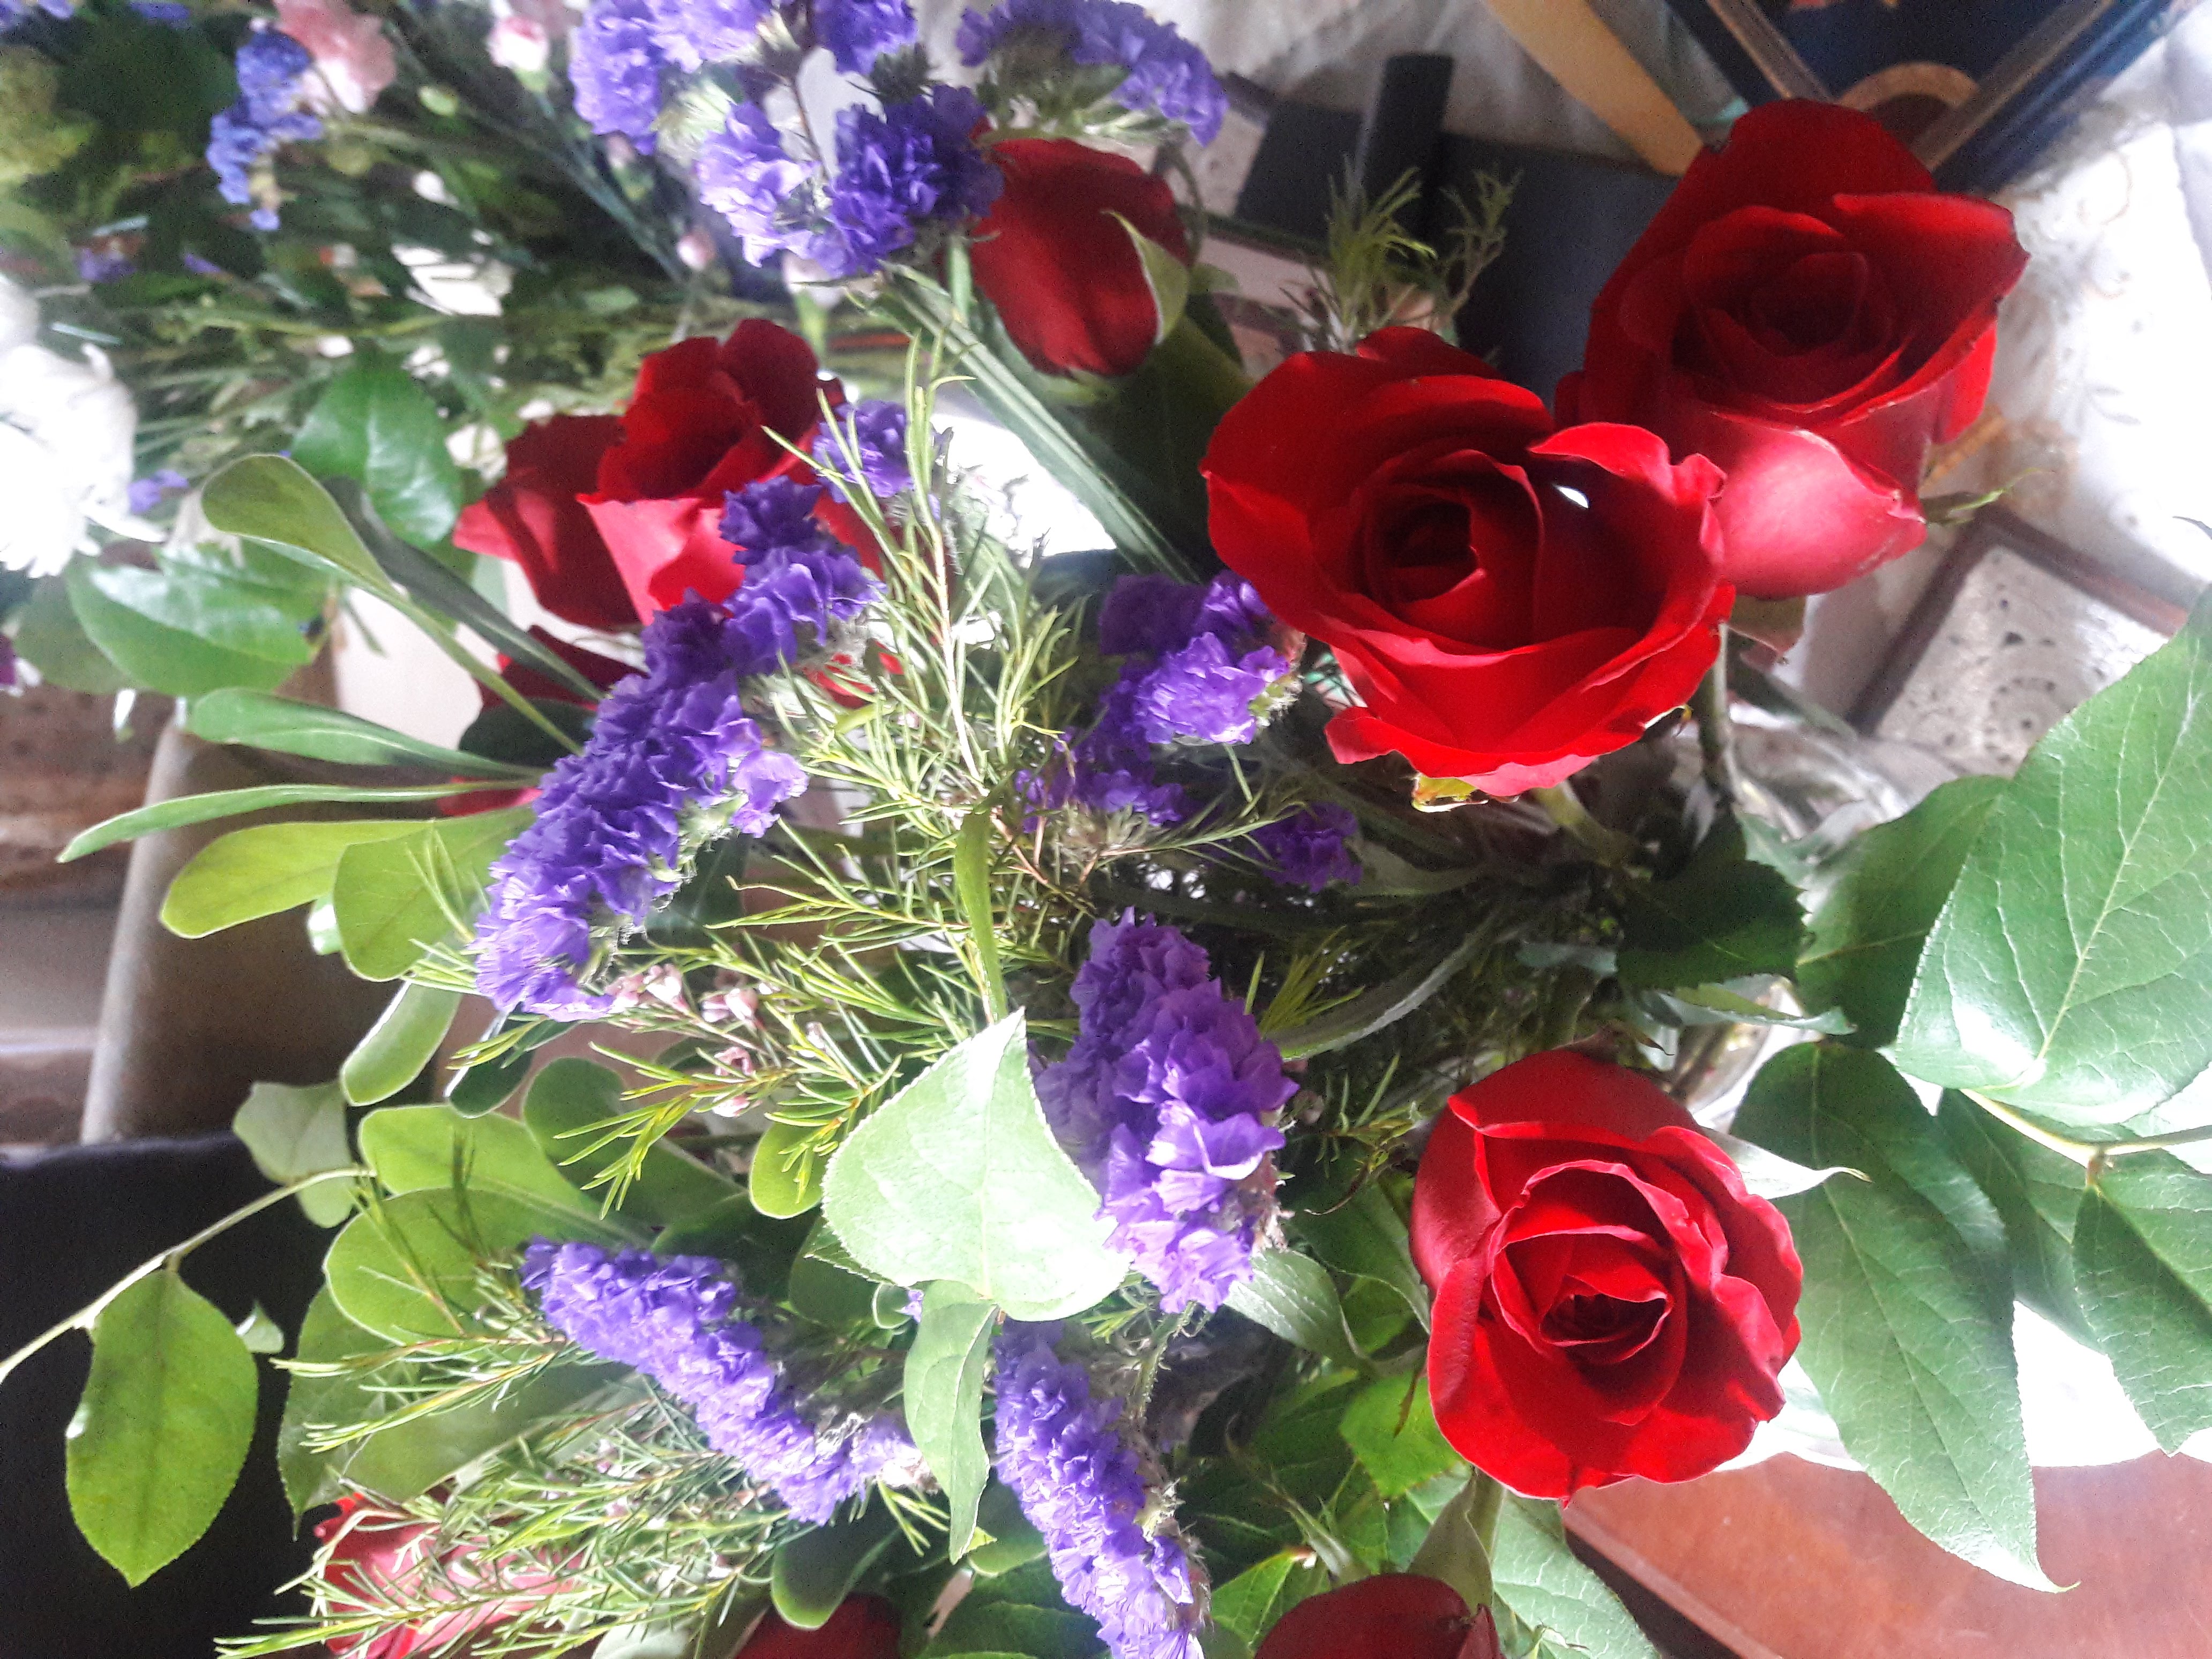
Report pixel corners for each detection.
[696,103,826,267]
[129,0,191,22]
[76,247,134,285]
[473,599,810,1018]
[814,0,914,73]
[717,476,881,669]
[1131,633,1289,746]
[1036,915,1292,1311]
[824,85,1000,277]
[568,0,670,151]
[206,31,322,228]
[523,1241,912,1523]
[958,0,1225,144]
[1,0,71,27]
[182,251,223,276]
[828,399,910,502]
[645,0,766,72]
[1250,803,1360,892]
[993,1325,1205,1659]
[125,469,190,515]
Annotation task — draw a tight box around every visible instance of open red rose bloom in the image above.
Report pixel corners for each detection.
[1253,1575,1503,1659]
[1558,99,2028,598]
[1412,1051,1803,1497]
[1204,327,1731,793]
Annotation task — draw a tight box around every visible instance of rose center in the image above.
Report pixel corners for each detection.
[1740,250,1878,356]
[1357,462,1542,646]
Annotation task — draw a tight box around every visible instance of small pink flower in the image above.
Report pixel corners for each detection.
[277,0,397,114]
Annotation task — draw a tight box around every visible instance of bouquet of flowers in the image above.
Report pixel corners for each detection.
[5,2,2212,1655]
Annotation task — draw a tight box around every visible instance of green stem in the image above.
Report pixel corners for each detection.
[1964,1089,2212,1167]
[1527,783,1636,866]
[1692,627,1740,809]
[0,1168,365,1391]
[394,593,584,756]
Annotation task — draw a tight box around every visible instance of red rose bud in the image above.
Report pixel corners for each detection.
[970,136,1191,378]
[455,319,864,624]
[1559,100,2028,599]
[1253,1575,1504,1659]
[735,1596,902,1659]
[1202,327,1730,794]
[1411,1051,1803,1498]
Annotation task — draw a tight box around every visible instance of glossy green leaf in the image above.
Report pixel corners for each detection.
[65,558,303,697]
[341,981,462,1105]
[445,1043,534,1117]
[1209,1552,1312,1650]
[234,1303,285,1355]
[294,348,467,547]
[1616,817,1805,990]
[2072,1153,2212,1451]
[523,1058,739,1223]
[331,808,530,980]
[771,1504,901,1630]
[66,1272,257,1586]
[905,1281,996,1558]
[1295,1181,1428,1329]
[232,1080,356,1228]
[1339,1373,1465,1500]
[1700,1127,1857,1201]
[200,455,397,596]
[1490,1496,1657,1659]
[1733,1044,2050,1588]
[926,1558,1098,1659]
[822,1013,1130,1320]
[12,571,129,693]
[788,1220,886,1327]
[751,1118,826,1219]
[1937,1092,2089,1338]
[184,689,537,778]
[1225,1249,1364,1371]
[1407,1472,1500,1620]
[161,819,422,938]
[62,781,502,862]
[1797,775,2004,1047]
[966,1481,1047,1576]
[1895,593,2212,1122]
[358,1102,634,1237]
[324,1187,593,1343]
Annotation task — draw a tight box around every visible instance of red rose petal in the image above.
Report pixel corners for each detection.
[1252,1574,1497,1659]
[453,414,636,630]
[582,494,744,617]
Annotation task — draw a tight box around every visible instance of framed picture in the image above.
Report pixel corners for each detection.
[1848,506,2190,773]
[1664,0,2174,190]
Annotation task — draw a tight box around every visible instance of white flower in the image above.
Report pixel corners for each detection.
[0,277,140,577]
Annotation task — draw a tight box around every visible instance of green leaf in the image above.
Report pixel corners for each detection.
[1407,1471,1500,1619]
[821,1013,1130,1320]
[1732,1044,2050,1588]
[1797,775,2005,1048]
[331,808,530,980]
[1616,817,1806,990]
[66,1272,258,1587]
[1207,1552,1306,1649]
[2072,1153,2212,1451]
[1490,1496,1658,1659]
[771,1504,901,1630]
[1937,1093,2089,1337]
[1224,1248,1364,1371]
[1339,1373,1466,1500]
[788,1220,884,1327]
[65,558,305,697]
[1270,934,1486,1062]
[358,1102,635,1238]
[161,819,423,938]
[234,1303,285,1355]
[966,1481,1047,1576]
[1700,1128,1857,1202]
[1111,213,1191,344]
[294,348,467,547]
[11,571,129,693]
[1894,594,2212,1122]
[201,455,397,596]
[954,805,1008,1021]
[927,1558,1098,1659]
[905,1282,996,1558]
[184,689,537,778]
[62,782,502,862]
[1294,1181,1428,1329]
[751,1118,826,1219]
[233,1080,355,1228]
[523,1058,739,1223]
[1652,982,1854,1034]
[341,981,462,1106]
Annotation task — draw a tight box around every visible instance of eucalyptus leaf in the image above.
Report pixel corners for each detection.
[331,808,530,980]
[66,1272,258,1587]
[62,782,504,862]
[524,1058,739,1224]
[1732,1044,2050,1589]
[1796,775,2004,1047]
[233,1080,355,1227]
[2072,1152,2212,1451]
[905,1282,996,1558]
[185,689,537,778]
[341,981,463,1105]
[1894,593,2212,1122]
[821,1013,1130,1320]
[1225,1249,1365,1371]
[1490,1496,1658,1659]
[751,1118,825,1220]
[162,819,422,938]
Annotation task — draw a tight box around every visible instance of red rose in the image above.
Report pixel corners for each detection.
[1411,1052,1802,1497]
[455,319,862,623]
[1558,100,2028,598]
[971,136,1191,378]
[1202,327,1730,794]
[1254,1576,1503,1659]
[735,1596,901,1659]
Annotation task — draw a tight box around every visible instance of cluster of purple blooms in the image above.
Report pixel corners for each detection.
[958,0,1225,144]
[1250,802,1362,892]
[1037,914,1294,1312]
[474,479,877,1018]
[523,1240,912,1523]
[0,0,69,32]
[206,30,323,230]
[829,398,912,502]
[993,1324,1204,1659]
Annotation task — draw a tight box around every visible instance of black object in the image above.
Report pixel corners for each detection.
[1661,0,2173,192]
[0,1134,327,1659]
[1231,62,1675,405]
